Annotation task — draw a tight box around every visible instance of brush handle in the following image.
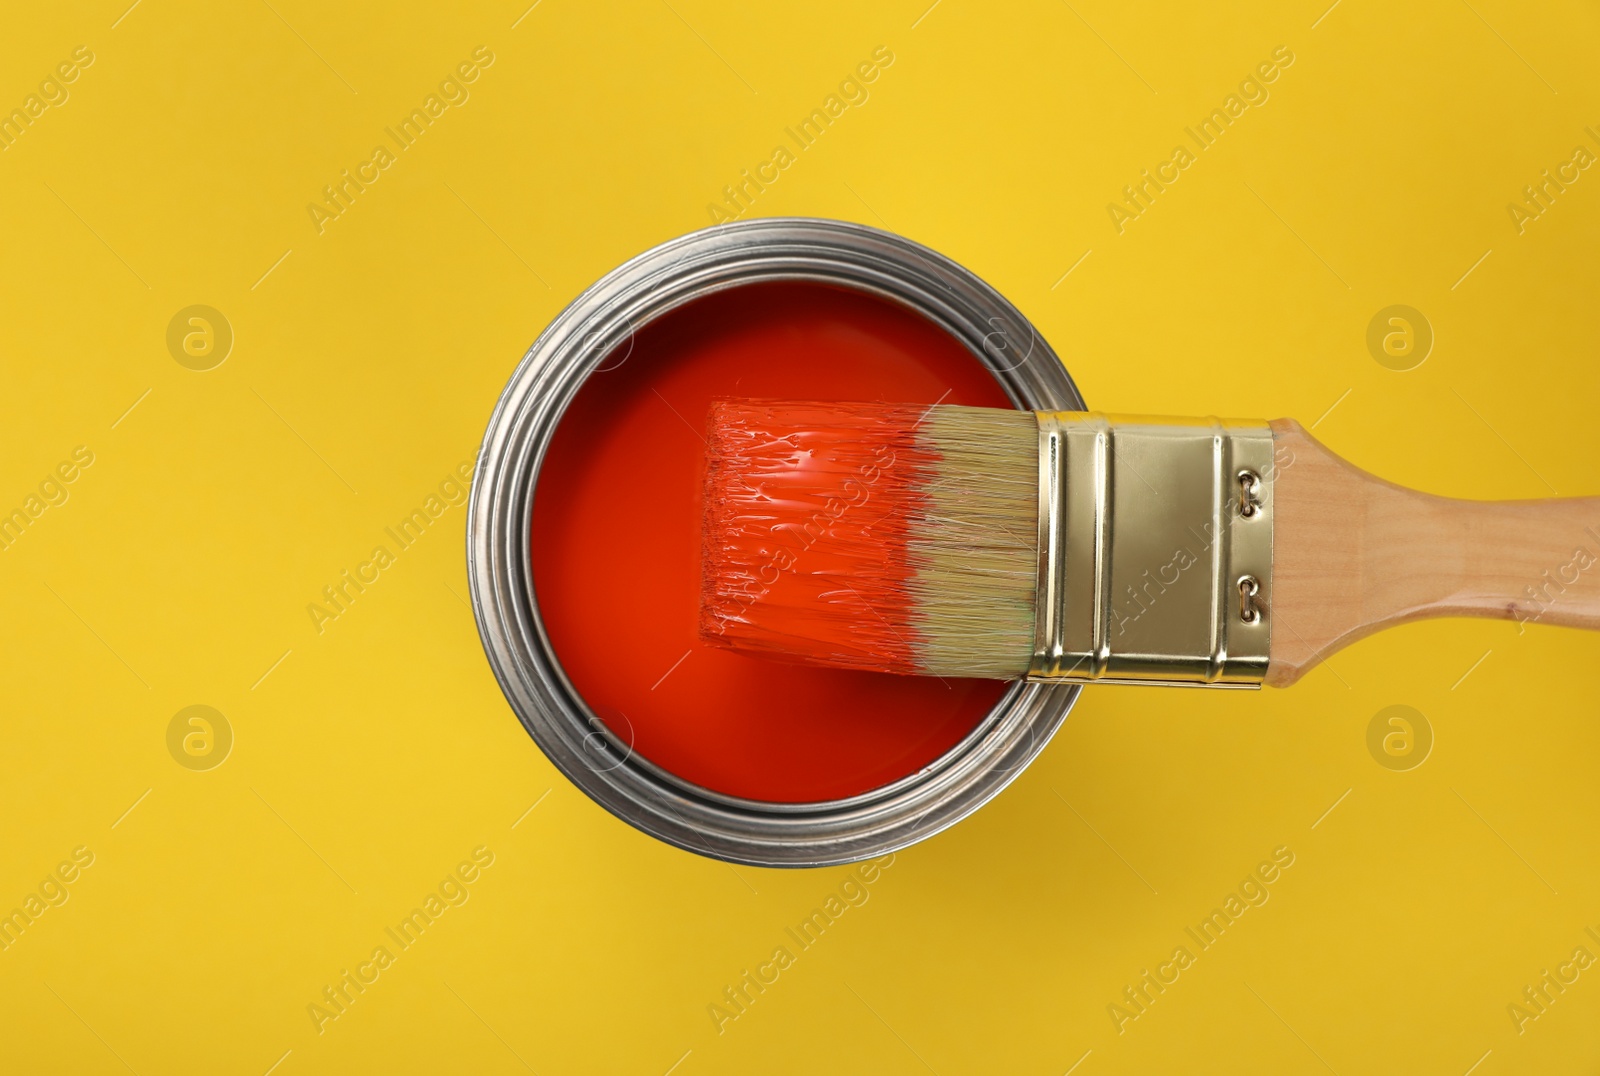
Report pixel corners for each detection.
[1266,420,1600,687]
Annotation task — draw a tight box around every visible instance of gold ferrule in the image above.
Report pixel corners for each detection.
[1030,412,1274,688]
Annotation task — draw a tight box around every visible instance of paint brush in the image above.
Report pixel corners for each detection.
[700,399,1600,687]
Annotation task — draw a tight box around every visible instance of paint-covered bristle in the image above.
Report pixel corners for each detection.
[700,399,1038,679]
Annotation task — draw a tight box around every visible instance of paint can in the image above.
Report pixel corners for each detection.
[468,217,1085,867]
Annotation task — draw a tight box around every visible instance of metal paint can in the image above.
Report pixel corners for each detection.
[468,217,1085,867]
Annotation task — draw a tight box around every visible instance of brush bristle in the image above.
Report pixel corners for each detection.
[700,399,1038,679]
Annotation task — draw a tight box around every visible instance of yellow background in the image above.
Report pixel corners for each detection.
[3,0,1599,1072]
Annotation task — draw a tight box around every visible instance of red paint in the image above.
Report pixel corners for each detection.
[700,400,934,674]
[531,282,1011,802]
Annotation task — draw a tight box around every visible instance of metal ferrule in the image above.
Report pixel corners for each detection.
[1030,413,1274,688]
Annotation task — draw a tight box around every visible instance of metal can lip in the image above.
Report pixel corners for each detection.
[467,217,1086,867]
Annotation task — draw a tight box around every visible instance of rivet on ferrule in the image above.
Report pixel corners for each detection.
[1029,412,1274,688]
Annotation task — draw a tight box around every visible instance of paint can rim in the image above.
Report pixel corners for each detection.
[468,217,1085,867]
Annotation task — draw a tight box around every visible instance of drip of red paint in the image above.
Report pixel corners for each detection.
[700,399,934,673]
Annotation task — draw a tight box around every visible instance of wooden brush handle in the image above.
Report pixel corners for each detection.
[1266,419,1600,687]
